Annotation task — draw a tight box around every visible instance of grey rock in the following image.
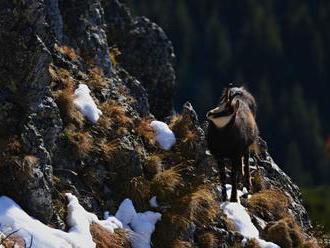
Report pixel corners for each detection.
[103,1,176,119]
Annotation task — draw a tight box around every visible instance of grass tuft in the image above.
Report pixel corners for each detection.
[64,127,93,159]
[247,188,289,221]
[90,223,131,248]
[126,176,151,211]
[169,115,198,143]
[197,232,219,248]
[99,101,133,129]
[151,167,182,201]
[135,118,156,145]
[88,67,107,89]
[54,88,84,127]
[184,187,219,226]
[55,44,79,61]
[144,155,163,180]
[262,218,305,248]
[244,238,261,248]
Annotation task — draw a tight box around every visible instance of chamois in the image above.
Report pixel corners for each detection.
[206,85,259,202]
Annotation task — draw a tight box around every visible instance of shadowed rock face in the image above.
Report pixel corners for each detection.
[0,0,317,246]
[103,0,176,119]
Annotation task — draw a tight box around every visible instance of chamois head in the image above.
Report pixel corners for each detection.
[206,91,240,128]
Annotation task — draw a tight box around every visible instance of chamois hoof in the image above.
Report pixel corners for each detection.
[221,190,227,202]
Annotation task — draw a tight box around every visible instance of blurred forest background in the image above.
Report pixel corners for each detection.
[122,0,330,231]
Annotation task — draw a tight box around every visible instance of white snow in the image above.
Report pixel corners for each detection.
[221,185,280,248]
[115,198,161,248]
[115,198,137,229]
[0,193,121,248]
[73,84,102,124]
[149,196,159,208]
[150,121,176,150]
[0,194,161,248]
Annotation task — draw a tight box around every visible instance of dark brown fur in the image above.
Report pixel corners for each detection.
[207,86,259,202]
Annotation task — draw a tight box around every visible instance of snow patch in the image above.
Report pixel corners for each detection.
[73,84,102,123]
[150,121,176,150]
[221,185,280,248]
[149,196,159,208]
[0,195,161,248]
[115,198,161,248]
[0,194,121,248]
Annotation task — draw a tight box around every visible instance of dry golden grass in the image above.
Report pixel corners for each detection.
[251,170,266,193]
[144,155,163,179]
[55,44,79,61]
[170,240,192,248]
[109,47,121,68]
[151,167,182,201]
[54,88,84,127]
[262,218,305,248]
[21,155,39,176]
[197,232,219,248]
[90,224,131,248]
[64,127,93,158]
[245,238,261,248]
[1,232,26,248]
[169,114,198,143]
[247,188,289,221]
[126,176,151,211]
[49,65,74,90]
[152,212,192,247]
[88,67,107,89]
[6,135,22,154]
[135,118,156,145]
[96,139,120,162]
[184,187,219,226]
[100,101,133,128]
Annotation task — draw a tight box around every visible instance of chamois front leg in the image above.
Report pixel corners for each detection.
[230,157,241,202]
[218,159,227,201]
[243,151,251,192]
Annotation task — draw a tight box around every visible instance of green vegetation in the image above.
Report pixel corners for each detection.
[303,186,330,232]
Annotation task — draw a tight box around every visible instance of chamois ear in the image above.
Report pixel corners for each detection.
[233,100,240,113]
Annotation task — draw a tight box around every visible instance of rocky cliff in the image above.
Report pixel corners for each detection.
[0,0,321,247]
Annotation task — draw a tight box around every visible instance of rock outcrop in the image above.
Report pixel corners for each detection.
[0,0,320,247]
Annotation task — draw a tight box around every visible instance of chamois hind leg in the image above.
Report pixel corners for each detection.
[243,151,251,192]
[230,157,241,202]
[218,158,227,201]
